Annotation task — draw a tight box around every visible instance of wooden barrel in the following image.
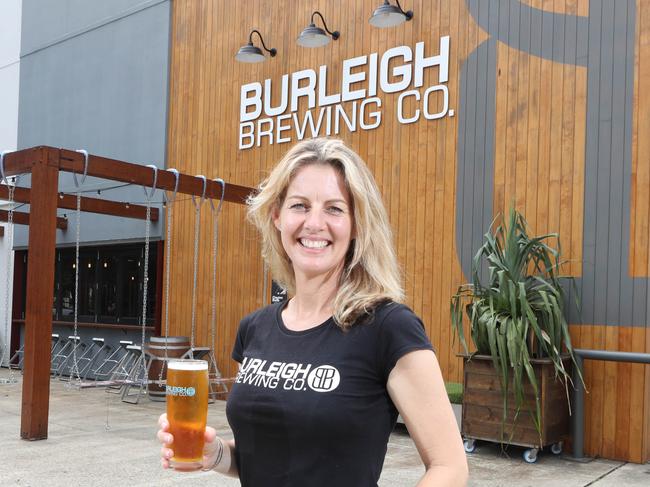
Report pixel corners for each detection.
[145,336,190,402]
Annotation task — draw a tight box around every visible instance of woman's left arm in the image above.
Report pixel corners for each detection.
[387,349,469,487]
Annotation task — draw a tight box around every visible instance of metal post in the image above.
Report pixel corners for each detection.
[572,354,585,460]
[570,349,650,461]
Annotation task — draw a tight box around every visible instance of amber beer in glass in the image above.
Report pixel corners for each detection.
[166,359,209,471]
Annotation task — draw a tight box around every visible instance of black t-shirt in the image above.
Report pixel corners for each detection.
[226,300,434,487]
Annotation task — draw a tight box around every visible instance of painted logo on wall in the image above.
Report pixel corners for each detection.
[457,0,645,327]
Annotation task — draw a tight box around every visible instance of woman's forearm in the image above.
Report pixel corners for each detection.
[417,463,469,487]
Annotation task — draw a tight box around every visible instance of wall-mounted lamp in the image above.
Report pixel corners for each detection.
[235,29,277,63]
[369,1,413,28]
[297,11,340,48]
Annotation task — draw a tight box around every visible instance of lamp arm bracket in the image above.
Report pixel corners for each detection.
[250,29,277,56]
[395,1,414,20]
[311,11,340,39]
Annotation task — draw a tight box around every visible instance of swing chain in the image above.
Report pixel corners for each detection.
[142,203,151,346]
[140,165,158,361]
[160,169,179,383]
[208,179,225,360]
[0,151,15,375]
[1,185,15,369]
[190,175,207,351]
[69,191,82,383]
[106,164,156,426]
[69,150,89,385]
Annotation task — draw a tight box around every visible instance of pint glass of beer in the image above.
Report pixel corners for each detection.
[166,359,209,471]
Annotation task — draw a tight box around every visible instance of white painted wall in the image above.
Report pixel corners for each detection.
[0,222,15,366]
[0,0,21,151]
[0,0,21,366]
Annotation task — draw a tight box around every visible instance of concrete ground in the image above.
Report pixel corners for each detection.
[1,368,648,487]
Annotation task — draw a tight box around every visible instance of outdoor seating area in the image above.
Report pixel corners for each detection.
[1,368,648,486]
[7,330,232,407]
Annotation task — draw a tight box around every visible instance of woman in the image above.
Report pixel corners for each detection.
[158,138,468,486]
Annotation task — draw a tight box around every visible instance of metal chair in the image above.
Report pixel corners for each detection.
[120,345,150,404]
[8,334,78,375]
[55,336,86,379]
[50,333,67,356]
[50,335,75,374]
[76,337,111,380]
[93,340,132,380]
[8,343,25,370]
[105,343,141,395]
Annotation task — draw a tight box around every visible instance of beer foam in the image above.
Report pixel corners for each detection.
[168,360,208,371]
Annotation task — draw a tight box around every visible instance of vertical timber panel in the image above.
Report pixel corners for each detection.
[633,0,650,464]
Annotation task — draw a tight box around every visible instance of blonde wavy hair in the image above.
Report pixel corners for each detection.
[247,138,404,329]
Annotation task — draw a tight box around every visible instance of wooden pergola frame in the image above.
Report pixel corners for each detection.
[1,210,69,230]
[1,184,161,222]
[2,146,253,440]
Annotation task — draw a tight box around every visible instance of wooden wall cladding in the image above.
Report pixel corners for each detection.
[167,0,649,462]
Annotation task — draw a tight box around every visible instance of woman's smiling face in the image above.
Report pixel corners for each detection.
[273,164,354,282]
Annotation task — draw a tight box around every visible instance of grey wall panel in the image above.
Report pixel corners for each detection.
[20,0,165,56]
[579,1,600,326]
[15,0,170,248]
[610,0,631,327]
[0,0,21,152]
[592,0,612,326]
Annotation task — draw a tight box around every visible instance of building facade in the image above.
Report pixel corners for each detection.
[163,0,650,463]
[7,0,650,463]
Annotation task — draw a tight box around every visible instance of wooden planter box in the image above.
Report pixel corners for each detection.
[461,354,571,450]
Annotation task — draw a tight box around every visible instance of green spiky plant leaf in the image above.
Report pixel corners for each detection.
[451,207,584,443]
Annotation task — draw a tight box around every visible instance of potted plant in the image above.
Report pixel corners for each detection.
[450,208,583,463]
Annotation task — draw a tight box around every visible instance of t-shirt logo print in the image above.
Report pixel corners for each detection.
[307,365,340,392]
[236,356,341,392]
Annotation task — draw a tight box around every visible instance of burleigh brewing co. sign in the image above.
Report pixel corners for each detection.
[239,36,451,149]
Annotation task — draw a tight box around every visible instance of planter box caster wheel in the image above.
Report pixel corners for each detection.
[550,442,563,455]
[523,448,539,463]
[463,439,476,453]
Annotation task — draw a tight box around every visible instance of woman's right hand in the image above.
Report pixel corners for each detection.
[157,413,222,471]
[157,413,173,469]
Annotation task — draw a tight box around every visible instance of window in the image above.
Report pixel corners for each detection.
[49,243,157,325]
